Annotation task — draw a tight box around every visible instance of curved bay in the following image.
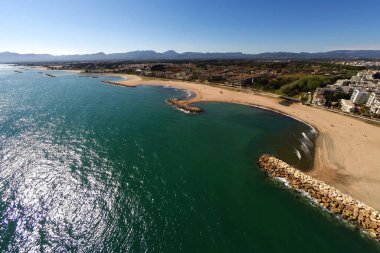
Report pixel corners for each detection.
[0,67,379,252]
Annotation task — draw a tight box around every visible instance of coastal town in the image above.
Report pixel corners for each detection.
[313,70,380,117]
[45,60,380,120]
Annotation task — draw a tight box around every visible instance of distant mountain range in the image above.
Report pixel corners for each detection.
[1,50,380,63]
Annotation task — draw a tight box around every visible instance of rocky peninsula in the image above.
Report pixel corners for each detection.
[258,154,380,240]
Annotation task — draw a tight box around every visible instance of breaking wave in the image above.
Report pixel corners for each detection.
[294,148,302,160]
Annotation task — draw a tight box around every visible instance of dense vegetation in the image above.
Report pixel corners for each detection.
[195,61,364,97]
[253,72,358,97]
[244,62,363,97]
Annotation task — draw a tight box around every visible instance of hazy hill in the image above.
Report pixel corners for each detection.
[1,50,380,63]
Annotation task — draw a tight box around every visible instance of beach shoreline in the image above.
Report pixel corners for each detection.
[101,74,380,211]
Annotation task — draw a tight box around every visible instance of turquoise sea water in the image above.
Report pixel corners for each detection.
[0,65,379,252]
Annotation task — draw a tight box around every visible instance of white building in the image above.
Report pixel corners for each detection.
[351,89,370,105]
[341,99,355,113]
[370,99,380,115]
[365,92,380,107]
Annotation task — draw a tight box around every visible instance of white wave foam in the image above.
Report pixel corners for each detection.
[302,132,311,142]
[301,132,313,148]
[300,142,310,155]
[274,177,291,188]
[294,148,302,160]
[310,128,317,136]
[176,107,191,114]
[184,90,193,98]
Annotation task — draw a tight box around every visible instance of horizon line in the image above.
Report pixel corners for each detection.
[2,48,380,56]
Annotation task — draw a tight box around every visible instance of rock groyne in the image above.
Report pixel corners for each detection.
[258,154,380,240]
[166,99,202,113]
[43,73,56,77]
[101,80,136,87]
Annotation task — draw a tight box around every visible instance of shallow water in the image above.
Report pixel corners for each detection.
[0,65,379,252]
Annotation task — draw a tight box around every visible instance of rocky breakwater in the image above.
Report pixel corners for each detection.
[258,154,380,240]
[101,80,136,87]
[43,73,56,77]
[166,99,202,113]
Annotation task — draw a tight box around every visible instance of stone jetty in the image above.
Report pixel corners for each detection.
[166,99,202,113]
[43,73,56,77]
[100,80,136,87]
[258,154,380,240]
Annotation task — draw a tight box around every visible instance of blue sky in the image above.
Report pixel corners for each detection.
[0,0,379,54]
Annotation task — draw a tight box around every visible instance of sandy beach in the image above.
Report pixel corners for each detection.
[107,74,380,211]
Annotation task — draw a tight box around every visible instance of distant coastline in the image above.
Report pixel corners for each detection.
[2,49,380,63]
[97,73,380,212]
